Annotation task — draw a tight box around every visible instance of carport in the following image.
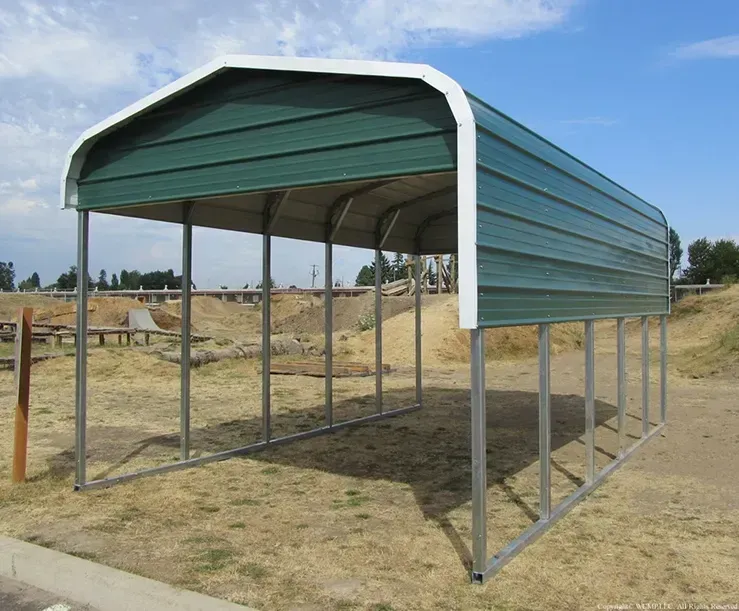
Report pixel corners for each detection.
[62,55,670,583]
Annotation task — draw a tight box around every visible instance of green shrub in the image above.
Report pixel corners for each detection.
[358,312,375,331]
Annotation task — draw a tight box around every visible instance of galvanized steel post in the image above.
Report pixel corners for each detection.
[262,235,271,442]
[325,241,333,427]
[180,204,193,460]
[74,210,89,489]
[585,320,595,485]
[375,249,382,413]
[470,328,487,579]
[538,324,551,521]
[415,254,422,406]
[641,316,649,438]
[660,315,667,424]
[617,318,627,458]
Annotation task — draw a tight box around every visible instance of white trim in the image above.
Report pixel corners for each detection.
[60,54,479,328]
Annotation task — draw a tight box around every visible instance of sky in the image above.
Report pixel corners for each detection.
[1,0,737,289]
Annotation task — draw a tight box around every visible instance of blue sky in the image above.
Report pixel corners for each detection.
[1,0,737,288]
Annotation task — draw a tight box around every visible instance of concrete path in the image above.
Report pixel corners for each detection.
[0,575,95,610]
[0,537,254,611]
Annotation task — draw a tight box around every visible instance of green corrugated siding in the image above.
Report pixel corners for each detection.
[77,71,457,209]
[469,94,669,327]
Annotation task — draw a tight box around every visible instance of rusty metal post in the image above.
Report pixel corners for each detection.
[12,308,33,483]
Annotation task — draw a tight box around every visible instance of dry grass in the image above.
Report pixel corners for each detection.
[0,292,738,609]
[668,286,739,378]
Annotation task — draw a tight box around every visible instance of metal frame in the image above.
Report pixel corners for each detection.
[470,315,668,584]
[538,324,551,521]
[72,205,667,583]
[74,210,89,488]
[180,202,193,460]
[73,192,427,491]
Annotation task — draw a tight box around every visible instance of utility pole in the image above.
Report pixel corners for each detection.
[310,264,319,288]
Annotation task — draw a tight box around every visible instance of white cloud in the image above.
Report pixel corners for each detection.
[672,34,739,60]
[0,195,45,216]
[0,0,576,287]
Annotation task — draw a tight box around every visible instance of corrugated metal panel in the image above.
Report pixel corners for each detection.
[469,94,669,327]
[77,70,457,210]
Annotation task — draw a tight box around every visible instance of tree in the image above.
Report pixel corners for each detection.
[669,228,683,280]
[110,273,119,290]
[97,269,109,291]
[379,252,393,283]
[0,261,15,291]
[684,237,739,284]
[712,239,739,281]
[428,258,437,287]
[355,265,374,286]
[18,271,41,291]
[119,269,130,290]
[391,253,406,282]
[354,252,393,286]
[139,269,178,290]
[256,278,276,289]
[684,238,713,284]
[56,265,93,290]
[126,270,142,290]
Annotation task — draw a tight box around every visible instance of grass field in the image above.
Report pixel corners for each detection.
[0,290,738,610]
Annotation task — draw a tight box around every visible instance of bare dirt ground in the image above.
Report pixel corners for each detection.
[0,290,737,610]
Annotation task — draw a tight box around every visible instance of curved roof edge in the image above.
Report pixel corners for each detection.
[61,54,469,209]
[60,54,480,329]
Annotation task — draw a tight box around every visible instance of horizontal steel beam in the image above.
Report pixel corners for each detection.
[74,403,421,492]
[471,422,665,584]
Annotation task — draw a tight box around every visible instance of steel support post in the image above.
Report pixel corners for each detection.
[474,422,665,583]
[414,254,422,406]
[180,208,192,460]
[74,210,89,489]
[585,320,595,485]
[641,316,649,438]
[617,318,627,458]
[262,235,271,442]
[470,328,488,581]
[660,315,667,424]
[538,324,551,521]
[375,249,382,413]
[325,241,333,427]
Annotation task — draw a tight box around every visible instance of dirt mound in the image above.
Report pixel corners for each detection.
[39,297,148,328]
[671,286,739,377]
[344,294,583,365]
[272,292,415,336]
[150,308,183,331]
[0,294,60,321]
[0,295,147,328]
[161,297,260,337]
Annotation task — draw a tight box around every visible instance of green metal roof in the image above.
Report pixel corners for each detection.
[62,55,669,329]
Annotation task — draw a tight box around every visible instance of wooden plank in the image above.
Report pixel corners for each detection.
[12,308,33,483]
[270,360,390,378]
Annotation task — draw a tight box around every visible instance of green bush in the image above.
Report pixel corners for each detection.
[358,312,375,331]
